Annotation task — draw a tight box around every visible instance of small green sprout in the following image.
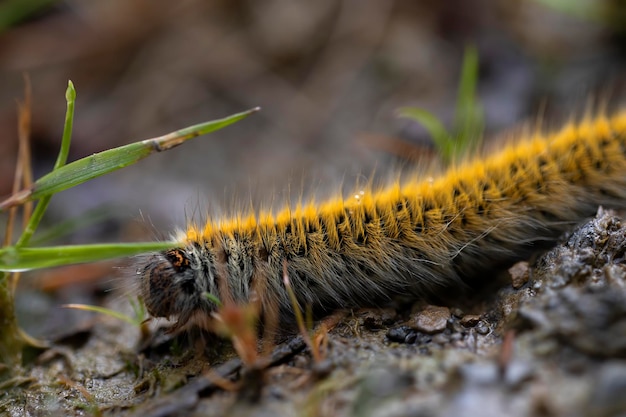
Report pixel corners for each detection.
[398,45,484,165]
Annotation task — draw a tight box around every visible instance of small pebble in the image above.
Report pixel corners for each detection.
[460,314,481,327]
[404,332,418,344]
[387,326,416,343]
[509,261,530,289]
[360,308,397,330]
[475,321,491,335]
[410,305,450,334]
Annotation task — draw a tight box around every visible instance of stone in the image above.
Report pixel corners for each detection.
[410,305,450,334]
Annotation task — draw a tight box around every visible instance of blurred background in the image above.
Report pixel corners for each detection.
[0,0,625,334]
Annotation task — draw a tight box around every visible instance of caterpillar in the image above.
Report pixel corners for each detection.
[138,112,626,327]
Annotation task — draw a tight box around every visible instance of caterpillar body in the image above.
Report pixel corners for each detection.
[139,112,626,326]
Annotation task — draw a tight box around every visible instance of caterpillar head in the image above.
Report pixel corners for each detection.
[139,247,218,325]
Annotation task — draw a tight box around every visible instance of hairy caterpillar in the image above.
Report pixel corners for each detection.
[139,112,626,327]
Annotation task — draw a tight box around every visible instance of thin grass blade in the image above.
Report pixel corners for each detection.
[397,107,453,157]
[0,107,260,210]
[0,242,177,271]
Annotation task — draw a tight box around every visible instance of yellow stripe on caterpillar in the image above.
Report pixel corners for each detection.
[139,112,626,326]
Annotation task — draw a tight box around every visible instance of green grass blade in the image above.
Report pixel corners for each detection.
[454,46,479,128]
[203,292,223,307]
[54,81,75,169]
[0,242,177,271]
[397,46,484,165]
[397,107,453,156]
[0,107,260,210]
[129,297,147,323]
[453,45,484,158]
[455,46,482,129]
[15,81,76,247]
